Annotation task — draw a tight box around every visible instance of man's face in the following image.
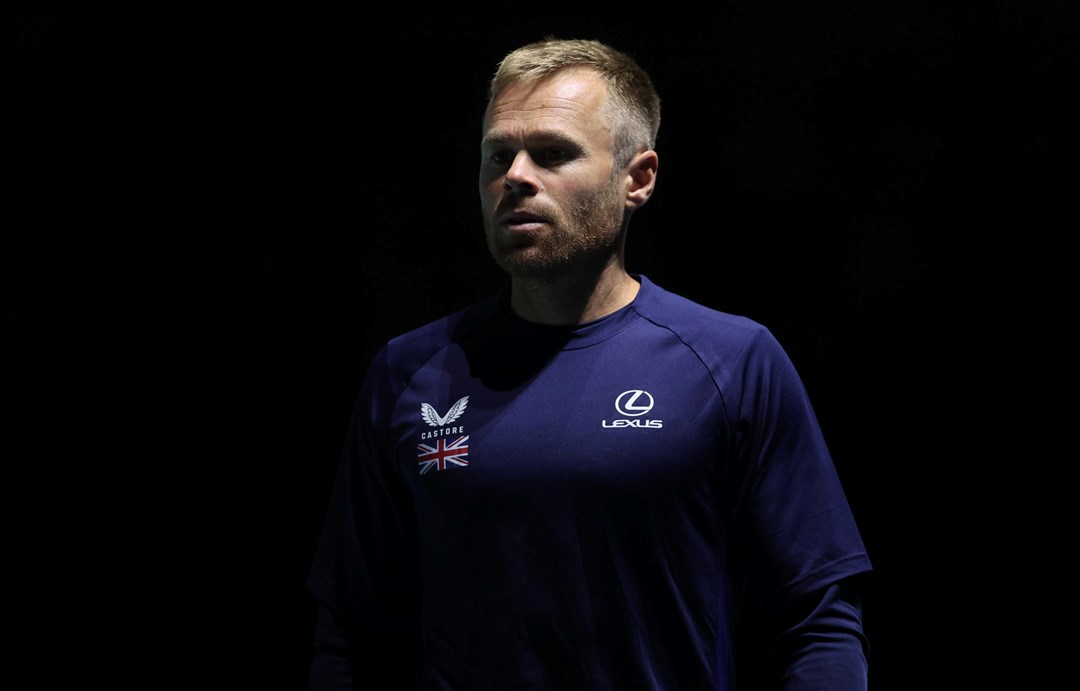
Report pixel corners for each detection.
[479,68,628,279]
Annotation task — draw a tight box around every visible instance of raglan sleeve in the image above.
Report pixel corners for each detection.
[728,326,873,690]
[305,346,422,690]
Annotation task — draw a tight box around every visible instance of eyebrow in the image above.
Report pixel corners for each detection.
[480,130,579,150]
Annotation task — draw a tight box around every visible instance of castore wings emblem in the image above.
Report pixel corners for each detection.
[421,396,469,427]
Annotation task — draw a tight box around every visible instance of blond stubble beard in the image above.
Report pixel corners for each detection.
[484,179,627,281]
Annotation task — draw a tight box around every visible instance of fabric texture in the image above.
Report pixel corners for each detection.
[307,275,872,690]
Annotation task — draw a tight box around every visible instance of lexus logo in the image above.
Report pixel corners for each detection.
[615,390,654,417]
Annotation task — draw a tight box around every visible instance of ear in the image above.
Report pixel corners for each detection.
[624,149,658,210]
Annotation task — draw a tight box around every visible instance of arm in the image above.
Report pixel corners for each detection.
[308,602,355,691]
[306,348,422,690]
[727,328,873,689]
[738,576,870,691]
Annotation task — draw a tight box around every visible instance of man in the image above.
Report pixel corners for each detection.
[307,37,872,690]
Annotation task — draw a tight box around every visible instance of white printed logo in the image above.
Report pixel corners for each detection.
[615,390,654,416]
[421,396,469,427]
[604,390,662,429]
[418,396,471,470]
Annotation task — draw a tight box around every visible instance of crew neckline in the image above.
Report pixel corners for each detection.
[496,275,652,350]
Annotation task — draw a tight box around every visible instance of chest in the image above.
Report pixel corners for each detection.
[392,343,725,499]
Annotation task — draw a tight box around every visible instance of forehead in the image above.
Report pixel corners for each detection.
[483,68,612,143]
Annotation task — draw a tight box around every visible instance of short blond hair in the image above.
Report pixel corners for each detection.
[486,37,661,168]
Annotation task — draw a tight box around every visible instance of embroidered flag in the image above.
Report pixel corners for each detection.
[417,436,470,474]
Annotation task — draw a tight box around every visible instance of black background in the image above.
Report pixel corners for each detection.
[7,3,1076,689]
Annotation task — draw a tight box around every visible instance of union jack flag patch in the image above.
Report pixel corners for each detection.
[417,435,470,474]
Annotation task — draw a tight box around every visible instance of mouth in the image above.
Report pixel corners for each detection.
[499,210,549,233]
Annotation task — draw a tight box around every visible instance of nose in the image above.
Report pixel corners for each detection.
[504,150,540,195]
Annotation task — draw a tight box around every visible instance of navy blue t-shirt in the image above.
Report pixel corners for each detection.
[308,275,872,690]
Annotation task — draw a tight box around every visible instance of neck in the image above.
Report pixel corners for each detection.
[509,264,640,326]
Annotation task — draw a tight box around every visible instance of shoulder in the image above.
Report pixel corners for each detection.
[632,275,784,363]
[375,292,503,373]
